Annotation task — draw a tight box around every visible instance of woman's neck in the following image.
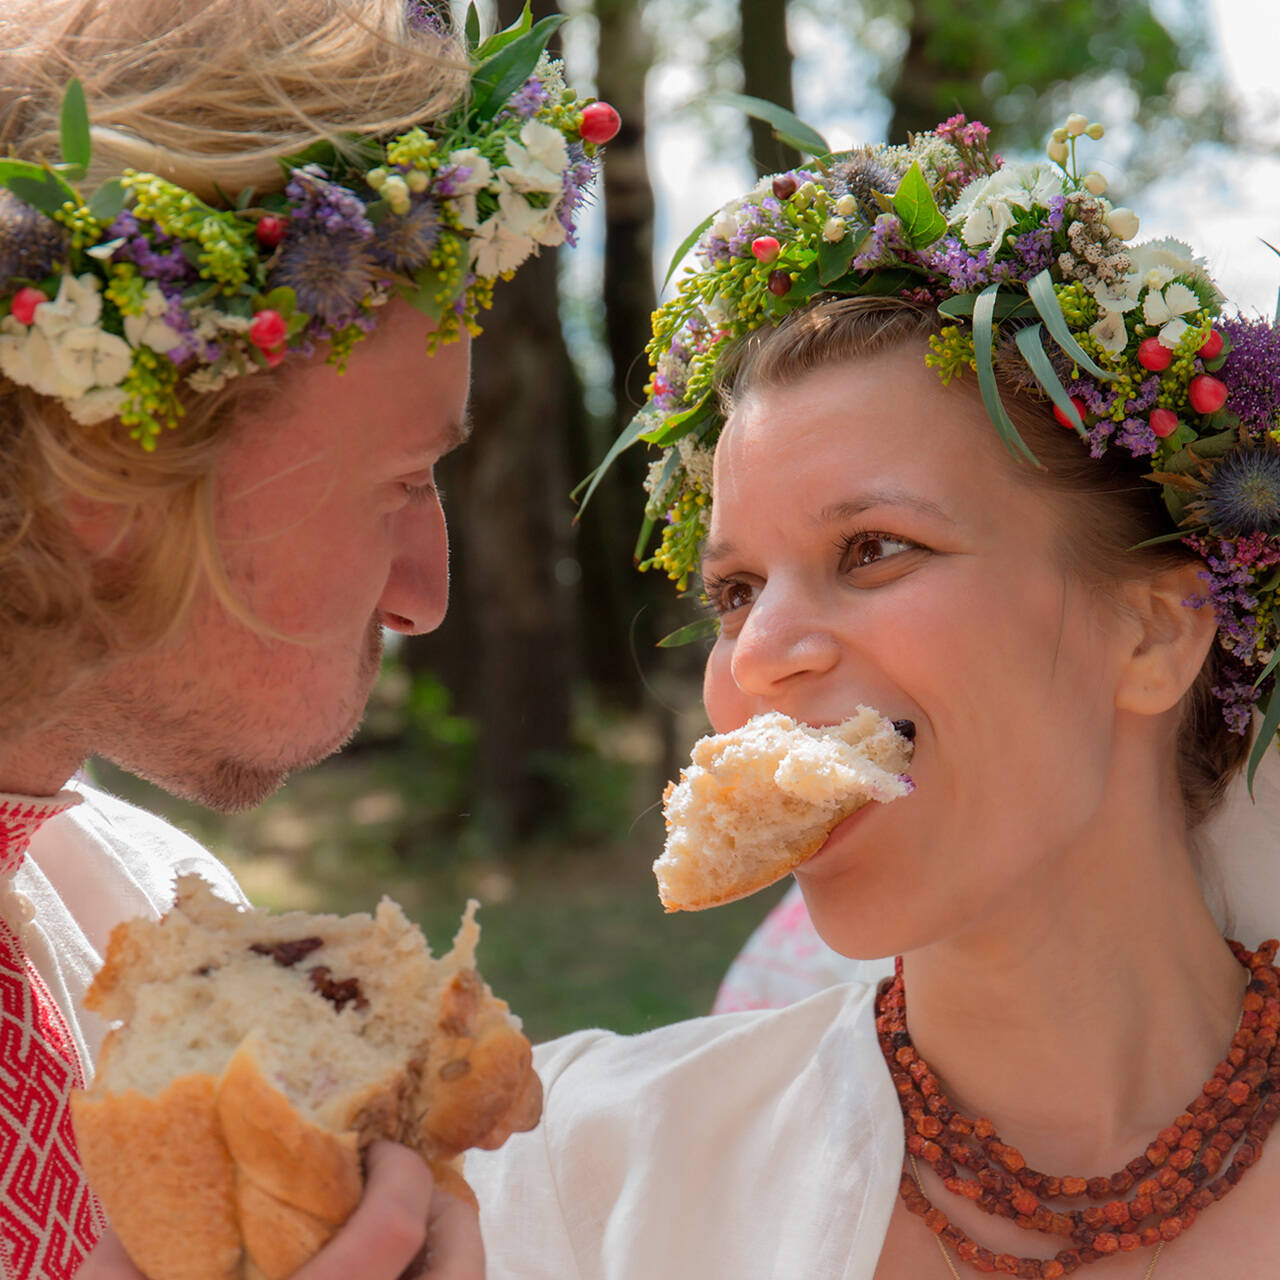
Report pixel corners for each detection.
[900,781,1246,1174]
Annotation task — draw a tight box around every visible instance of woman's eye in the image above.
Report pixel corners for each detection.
[843,533,916,570]
[704,576,756,614]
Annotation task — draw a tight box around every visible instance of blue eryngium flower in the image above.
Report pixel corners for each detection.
[372,199,440,273]
[269,227,377,330]
[1203,449,1280,535]
[0,190,69,285]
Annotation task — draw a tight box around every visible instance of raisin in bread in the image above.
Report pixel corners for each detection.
[655,709,914,911]
[71,876,541,1280]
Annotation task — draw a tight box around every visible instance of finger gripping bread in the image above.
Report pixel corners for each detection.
[655,708,914,911]
[71,876,541,1280]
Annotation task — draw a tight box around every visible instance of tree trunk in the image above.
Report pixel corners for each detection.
[739,0,796,177]
[402,0,580,842]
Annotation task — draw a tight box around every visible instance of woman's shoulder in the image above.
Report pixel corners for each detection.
[533,977,884,1117]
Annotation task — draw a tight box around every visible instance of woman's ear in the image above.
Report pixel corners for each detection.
[1113,561,1217,716]
[62,491,132,558]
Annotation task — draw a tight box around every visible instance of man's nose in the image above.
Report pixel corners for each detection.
[379,497,449,636]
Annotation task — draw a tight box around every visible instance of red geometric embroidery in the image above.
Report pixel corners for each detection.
[0,916,104,1278]
[0,798,78,880]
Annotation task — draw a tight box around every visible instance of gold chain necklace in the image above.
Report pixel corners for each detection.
[907,1153,1165,1279]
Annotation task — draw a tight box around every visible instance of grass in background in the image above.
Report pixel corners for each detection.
[88,748,786,1044]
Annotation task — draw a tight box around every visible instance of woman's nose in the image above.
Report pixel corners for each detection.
[378,496,450,635]
[728,587,840,695]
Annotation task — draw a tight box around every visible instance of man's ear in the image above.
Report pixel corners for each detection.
[1113,561,1217,716]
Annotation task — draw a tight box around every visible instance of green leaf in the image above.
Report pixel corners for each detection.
[1247,686,1280,796]
[1191,428,1238,459]
[973,284,1040,467]
[573,405,657,512]
[663,207,718,288]
[1130,527,1201,550]
[464,2,482,50]
[59,79,92,177]
[396,270,447,321]
[1252,646,1280,691]
[472,1,532,61]
[817,230,857,285]
[87,177,126,223]
[643,394,714,447]
[1014,323,1086,439]
[1026,269,1117,382]
[3,169,76,217]
[890,162,947,249]
[657,617,719,648]
[632,511,656,562]
[702,92,830,158]
[469,13,566,123]
[937,292,1037,322]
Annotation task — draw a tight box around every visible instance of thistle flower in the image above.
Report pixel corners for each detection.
[0,189,69,284]
[1201,449,1280,535]
[371,198,441,272]
[269,227,377,329]
[829,150,899,221]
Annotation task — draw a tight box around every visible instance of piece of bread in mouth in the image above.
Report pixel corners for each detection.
[71,875,542,1280]
[655,708,914,912]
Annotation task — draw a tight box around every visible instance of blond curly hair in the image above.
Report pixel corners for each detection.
[0,0,465,732]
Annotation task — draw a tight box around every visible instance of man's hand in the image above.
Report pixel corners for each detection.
[79,1141,484,1280]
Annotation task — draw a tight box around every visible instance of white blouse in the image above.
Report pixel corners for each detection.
[468,980,905,1279]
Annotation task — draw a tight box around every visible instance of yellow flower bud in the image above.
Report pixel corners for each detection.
[407,169,430,193]
[1047,139,1070,164]
[1086,122,1105,140]
[1065,113,1089,136]
[1052,127,1069,143]
[367,167,388,191]
[1106,206,1140,240]
[1082,170,1107,195]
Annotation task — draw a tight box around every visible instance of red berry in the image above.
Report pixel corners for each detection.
[767,269,792,297]
[1137,336,1172,372]
[1150,408,1179,438]
[1188,374,1228,415]
[1053,396,1087,430]
[751,236,781,263]
[772,175,798,201]
[10,286,47,326]
[264,346,286,369]
[579,102,621,145]
[249,308,288,351]
[1199,329,1224,360]
[256,215,288,249]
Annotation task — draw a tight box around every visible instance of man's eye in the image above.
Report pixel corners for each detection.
[402,480,438,504]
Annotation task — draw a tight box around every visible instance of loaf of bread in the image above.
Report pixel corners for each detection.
[655,708,914,911]
[71,876,541,1280]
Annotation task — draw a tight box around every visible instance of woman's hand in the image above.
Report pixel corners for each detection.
[79,1141,484,1280]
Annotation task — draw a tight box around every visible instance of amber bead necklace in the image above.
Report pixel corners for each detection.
[875,940,1280,1278]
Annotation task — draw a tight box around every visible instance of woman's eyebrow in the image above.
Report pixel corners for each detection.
[816,491,955,525]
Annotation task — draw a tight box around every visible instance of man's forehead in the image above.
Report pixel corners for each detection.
[392,411,474,464]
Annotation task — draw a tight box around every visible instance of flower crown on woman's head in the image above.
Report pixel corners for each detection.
[587,110,1280,783]
[0,2,618,449]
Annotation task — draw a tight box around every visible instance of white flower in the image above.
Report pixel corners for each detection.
[123,282,184,354]
[65,386,127,425]
[1143,280,1200,348]
[1082,171,1107,196]
[950,162,1067,248]
[32,272,104,338]
[502,120,569,195]
[469,186,554,278]
[1089,308,1128,357]
[1090,272,1142,314]
[0,317,132,400]
[822,217,846,243]
[447,147,495,229]
[1106,207,1140,241]
[1127,238,1212,295]
[676,435,715,494]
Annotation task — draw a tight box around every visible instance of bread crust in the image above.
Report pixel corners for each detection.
[217,1040,364,1225]
[71,1075,242,1280]
[234,1176,337,1280]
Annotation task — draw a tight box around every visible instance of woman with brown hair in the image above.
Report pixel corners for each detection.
[469,116,1280,1277]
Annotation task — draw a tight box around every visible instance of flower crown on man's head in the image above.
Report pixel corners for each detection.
[587,109,1280,784]
[0,2,617,449]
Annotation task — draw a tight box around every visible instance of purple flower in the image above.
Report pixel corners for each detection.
[503,75,550,120]
[1115,415,1159,458]
[405,0,447,35]
[106,209,194,285]
[1219,317,1280,441]
[852,213,908,271]
[285,165,374,239]
[924,236,991,291]
[556,147,597,245]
